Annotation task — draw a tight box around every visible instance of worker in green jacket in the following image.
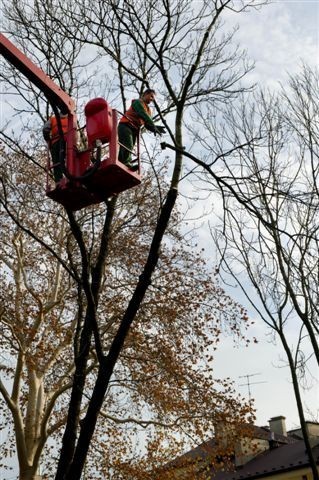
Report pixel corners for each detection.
[118,89,166,169]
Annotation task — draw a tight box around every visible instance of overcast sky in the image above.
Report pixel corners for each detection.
[226,0,319,87]
[210,0,319,431]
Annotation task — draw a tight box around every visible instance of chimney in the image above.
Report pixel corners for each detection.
[269,416,287,437]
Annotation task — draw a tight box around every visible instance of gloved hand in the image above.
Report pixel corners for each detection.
[145,124,166,136]
[154,125,166,136]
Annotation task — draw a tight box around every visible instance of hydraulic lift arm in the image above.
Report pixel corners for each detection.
[0,33,75,115]
[0,33,77,173]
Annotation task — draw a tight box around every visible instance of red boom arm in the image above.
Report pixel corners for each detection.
[0,33,75,115]
[0,33,77,173]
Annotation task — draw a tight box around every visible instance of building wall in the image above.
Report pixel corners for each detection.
[289,423,319,447]
[235,437,269,467]
[262,466,319,480]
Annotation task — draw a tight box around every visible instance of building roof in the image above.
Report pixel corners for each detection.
[211,440,319,480]
[245,425,297,444]
[164,422,319,480]
[168,425,297,469]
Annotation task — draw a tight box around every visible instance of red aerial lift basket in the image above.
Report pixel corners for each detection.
[46,101,141,211]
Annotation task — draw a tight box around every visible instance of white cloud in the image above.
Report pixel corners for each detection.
[225,0,319,89]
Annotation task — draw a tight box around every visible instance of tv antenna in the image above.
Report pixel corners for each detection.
[239,373,267,402]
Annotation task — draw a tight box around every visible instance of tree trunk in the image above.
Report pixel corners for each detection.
[19,466,41,480]
[279,331,319,480]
